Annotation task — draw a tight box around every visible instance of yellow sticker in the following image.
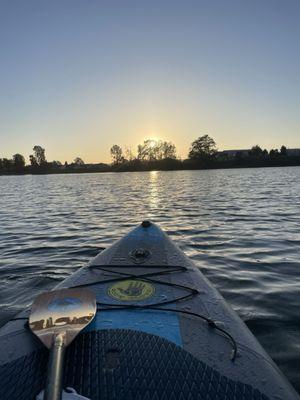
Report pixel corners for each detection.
[108,280,155,301]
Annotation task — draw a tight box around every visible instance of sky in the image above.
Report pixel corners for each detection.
[0,0,299,163]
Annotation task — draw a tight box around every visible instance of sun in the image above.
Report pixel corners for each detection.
[149,139,157,148]
[144,137,160,148]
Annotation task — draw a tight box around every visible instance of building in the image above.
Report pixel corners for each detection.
[286,148,300,156]
[217,149,250,158]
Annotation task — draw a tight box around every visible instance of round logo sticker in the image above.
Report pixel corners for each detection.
[108,280,155,301]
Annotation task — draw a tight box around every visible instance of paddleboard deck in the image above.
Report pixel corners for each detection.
[0,221,298,400]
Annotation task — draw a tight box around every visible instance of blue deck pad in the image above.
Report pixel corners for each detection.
[85,224,183,345]
[86,309,183,347]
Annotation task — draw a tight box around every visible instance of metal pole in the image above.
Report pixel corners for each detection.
[44,333,66,400]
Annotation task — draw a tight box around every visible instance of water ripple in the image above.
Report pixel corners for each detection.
[0,167,299,392]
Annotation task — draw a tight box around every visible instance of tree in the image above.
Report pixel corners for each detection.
[52,160,62,167]
[137,140,157,161]
[125,147,134,161]
[32,145,46,166]
[74,157,84,165]
[13,153,25,170]
[248,145,263,157]
[280,145,287,156]
[29,154,38,166]
[188,135,217,161]
[137,141,150,160]
[137,140,155,161]
[161,141,177,159]
[269,149,279,158]
[2,158,13,171]
[110,145,124,164]
[137,139,177,161]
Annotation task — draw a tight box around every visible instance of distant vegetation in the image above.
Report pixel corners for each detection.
[0,136,299,175]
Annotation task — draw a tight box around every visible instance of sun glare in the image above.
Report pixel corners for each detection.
[149,139,157,148]
[144,137,160,148]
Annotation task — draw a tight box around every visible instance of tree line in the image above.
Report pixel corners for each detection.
[0,145,89,174]
[109,136,299,171]
[109,139,179,171]
[0,135,299,175]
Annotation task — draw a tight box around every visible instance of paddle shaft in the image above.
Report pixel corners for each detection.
[44,333,66,400]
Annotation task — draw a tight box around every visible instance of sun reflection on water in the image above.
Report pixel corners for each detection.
[148,170,159,215]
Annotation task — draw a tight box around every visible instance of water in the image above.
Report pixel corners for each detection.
[0,167,299,391]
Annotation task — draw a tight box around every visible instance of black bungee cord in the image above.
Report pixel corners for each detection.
[76,264,237,360]
[9,264,237,360]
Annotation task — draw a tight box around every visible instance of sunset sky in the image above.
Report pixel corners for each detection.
[0,0,299,163]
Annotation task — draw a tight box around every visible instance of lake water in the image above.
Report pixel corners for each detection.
[0,167,299,392]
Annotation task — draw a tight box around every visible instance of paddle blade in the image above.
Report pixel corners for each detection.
[29,288,96,349]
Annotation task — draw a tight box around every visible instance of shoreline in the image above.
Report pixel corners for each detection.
[0,161,299,176]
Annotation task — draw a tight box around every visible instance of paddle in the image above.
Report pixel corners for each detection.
[29,288,96,400]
